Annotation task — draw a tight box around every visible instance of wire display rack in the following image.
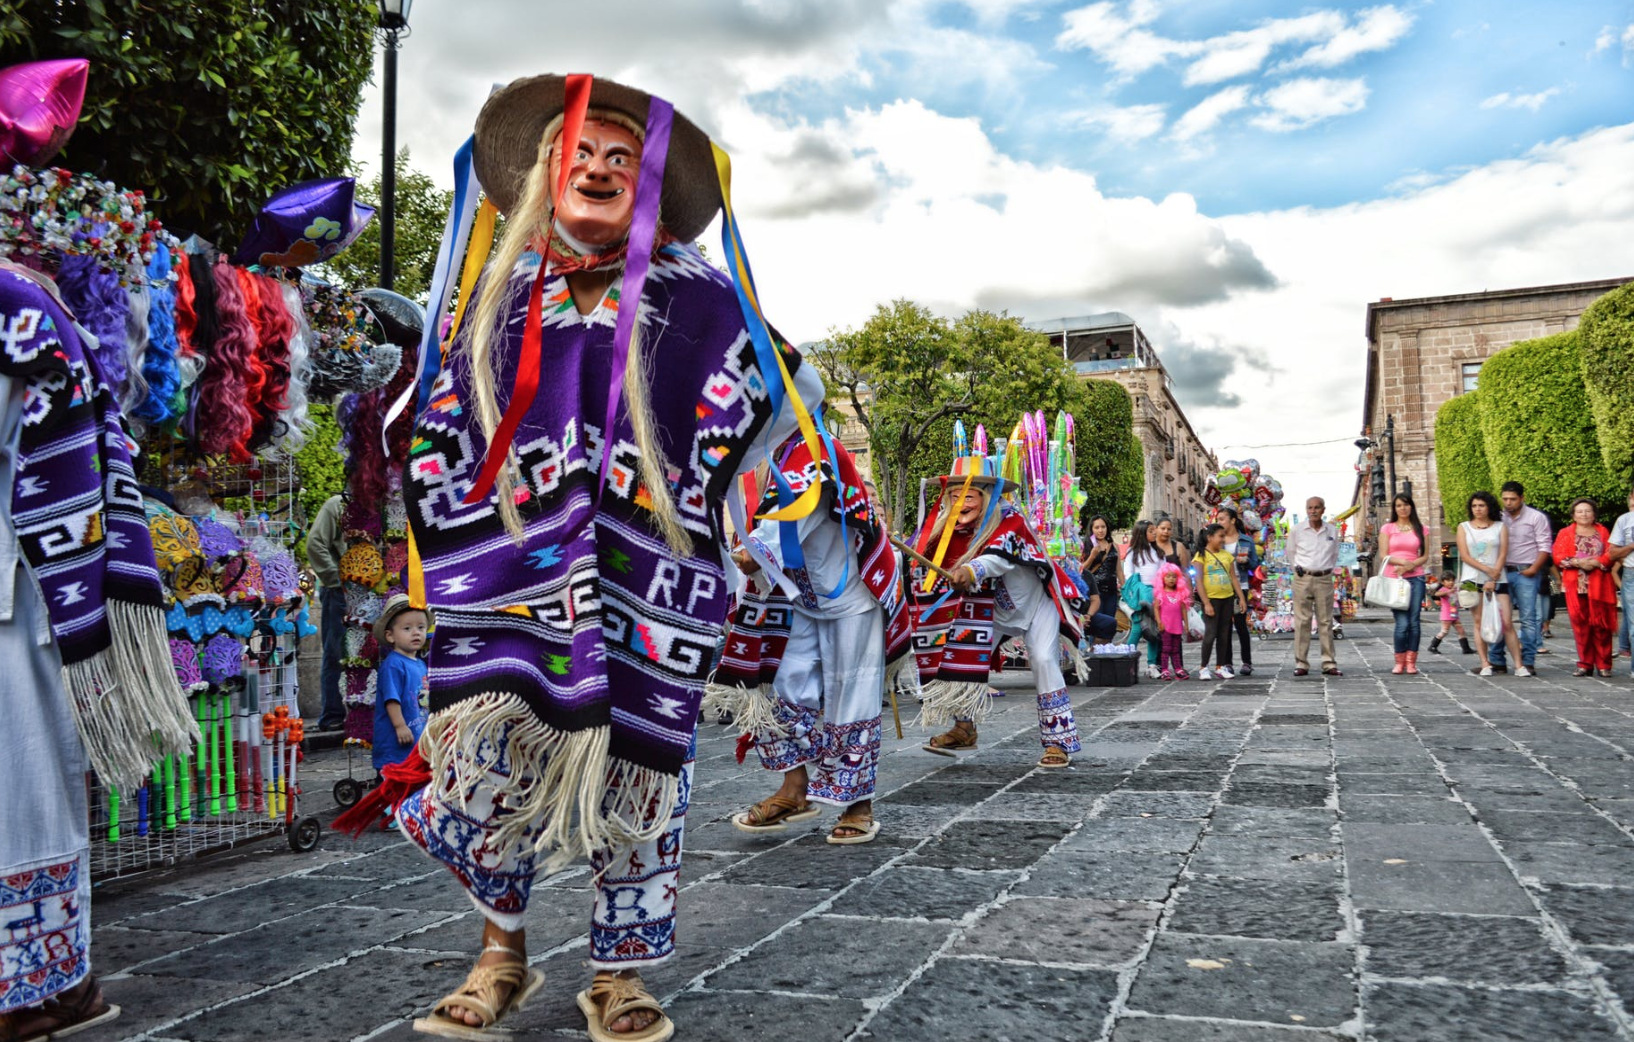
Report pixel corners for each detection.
[88,448,320,881]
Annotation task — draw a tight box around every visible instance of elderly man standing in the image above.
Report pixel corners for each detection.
[1288,497,1343,677]
[1490,481,1552,675]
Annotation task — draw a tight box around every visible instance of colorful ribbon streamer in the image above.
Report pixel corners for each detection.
[595,95,673,501]
[462,75,592,506]
[711,142,824,523]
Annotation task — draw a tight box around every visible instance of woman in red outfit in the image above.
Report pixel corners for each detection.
[1553,498,1617,677]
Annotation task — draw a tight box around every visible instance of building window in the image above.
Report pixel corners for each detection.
[1461,362,1482,393]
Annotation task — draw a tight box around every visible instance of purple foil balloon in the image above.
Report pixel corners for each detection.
[0,59,89,167]
[231,177,376,268]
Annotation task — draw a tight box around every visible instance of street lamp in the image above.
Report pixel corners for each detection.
[377,0,413,291]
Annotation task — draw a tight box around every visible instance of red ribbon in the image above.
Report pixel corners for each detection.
[463,261,548,505]
[554,74,592,212]
[461,74,593,507]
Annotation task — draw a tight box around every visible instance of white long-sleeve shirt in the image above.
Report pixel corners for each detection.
[967,552,1066,692]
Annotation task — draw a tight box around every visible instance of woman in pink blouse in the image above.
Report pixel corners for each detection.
[1380,493,1431,674]
[1553,498,1616,676]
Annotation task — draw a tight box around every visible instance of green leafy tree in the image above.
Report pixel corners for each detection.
[808,300,975,527]
[293,403,344,563]
[0,0,376,247]
[1477,331,1622,521]
[319,149,454,300]
[812,303,1141,533]
[1433,390,1491,527]
[1577,280,1634,488]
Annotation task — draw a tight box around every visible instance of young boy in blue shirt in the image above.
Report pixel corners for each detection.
[372,595,431,826]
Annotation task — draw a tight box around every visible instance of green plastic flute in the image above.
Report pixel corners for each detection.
[163,754,177,829]
[208,691,221,816]
[222,690,238,813]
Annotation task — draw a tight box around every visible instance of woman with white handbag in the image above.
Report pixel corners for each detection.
[1379,494,1431,674]
[1458,491,1530,677]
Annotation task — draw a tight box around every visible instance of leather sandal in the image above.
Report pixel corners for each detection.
[923,721,977,756]
[1037,745,1071,768]
[0,975,119,1042]
[577,973,674,1042]
[731,794,821,833]
[414,944,544,1039]
[827,807,881,845]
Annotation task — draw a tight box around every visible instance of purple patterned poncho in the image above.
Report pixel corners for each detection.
[407,242,816,864]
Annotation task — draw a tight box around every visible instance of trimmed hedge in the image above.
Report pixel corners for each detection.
[1433,390,1491,527]
[1578,280,1634,488]
[1476,331,1622,520]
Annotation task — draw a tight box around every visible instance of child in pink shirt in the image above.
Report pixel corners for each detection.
[1428,571,1473,655]
[1154,562,1192,680]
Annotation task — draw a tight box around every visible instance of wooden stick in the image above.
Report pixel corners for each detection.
[890,536,961,583]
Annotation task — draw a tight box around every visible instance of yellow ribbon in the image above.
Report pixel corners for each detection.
[711,142,823,522]
[405,197,497,610]
[447,198,498,348]
[923,467,978,593]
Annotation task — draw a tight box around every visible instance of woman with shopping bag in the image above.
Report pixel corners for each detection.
[1458,491,1530,678]
[1378,494,1430,674]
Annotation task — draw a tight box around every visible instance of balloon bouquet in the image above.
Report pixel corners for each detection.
[1204,458,1295,635]
[1001,410,1088,577]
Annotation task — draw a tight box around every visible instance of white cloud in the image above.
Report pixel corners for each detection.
[1250,77,1369,131]
[1480,89,1561,112]
[1170,86,1252,142]
[1057,2,1412,84]
[1278,5,1414,72]
[1056,0,1187,78]
[1594,23,1634,65]
[1181,12,1344,86]
[1072,102,1168,142]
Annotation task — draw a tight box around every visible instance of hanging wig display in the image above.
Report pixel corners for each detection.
[133,247,182,427]
[55,252,132,393]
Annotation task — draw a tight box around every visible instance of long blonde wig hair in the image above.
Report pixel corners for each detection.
[923,484,1006,569]
[462,108,691,555]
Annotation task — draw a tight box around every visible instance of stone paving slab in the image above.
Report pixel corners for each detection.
[72,618,1634,1041]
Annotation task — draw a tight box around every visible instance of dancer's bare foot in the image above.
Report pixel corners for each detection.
[447,921,526,1026]
[775,765,809,803]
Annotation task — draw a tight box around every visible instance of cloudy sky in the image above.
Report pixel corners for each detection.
[353,0,1634,514]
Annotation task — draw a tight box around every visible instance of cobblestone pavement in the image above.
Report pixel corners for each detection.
[78,616,1634,1042]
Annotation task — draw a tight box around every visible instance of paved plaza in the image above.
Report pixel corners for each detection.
[79,617,1634,1042]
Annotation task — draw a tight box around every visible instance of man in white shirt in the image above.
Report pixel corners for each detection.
[1606,487,1634,678]
[1286,497,1342,676]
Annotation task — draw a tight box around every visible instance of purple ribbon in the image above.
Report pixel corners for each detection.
[596,97,673,503]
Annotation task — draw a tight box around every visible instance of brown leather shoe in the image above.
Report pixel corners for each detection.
[1,975,119,1042]
[1293,668,1309,676]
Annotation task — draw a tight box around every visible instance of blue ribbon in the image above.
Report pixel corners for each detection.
[718,204,786,433]
[414,134,479,419]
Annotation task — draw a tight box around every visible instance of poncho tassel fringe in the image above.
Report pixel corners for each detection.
[65,602,200,793]
[424,691,680,875]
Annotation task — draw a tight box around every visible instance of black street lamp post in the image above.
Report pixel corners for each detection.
[378,0,413,291]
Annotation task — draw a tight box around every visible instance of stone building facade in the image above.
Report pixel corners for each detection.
[1030,313,1218,539]
[1357,277,1629,556]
